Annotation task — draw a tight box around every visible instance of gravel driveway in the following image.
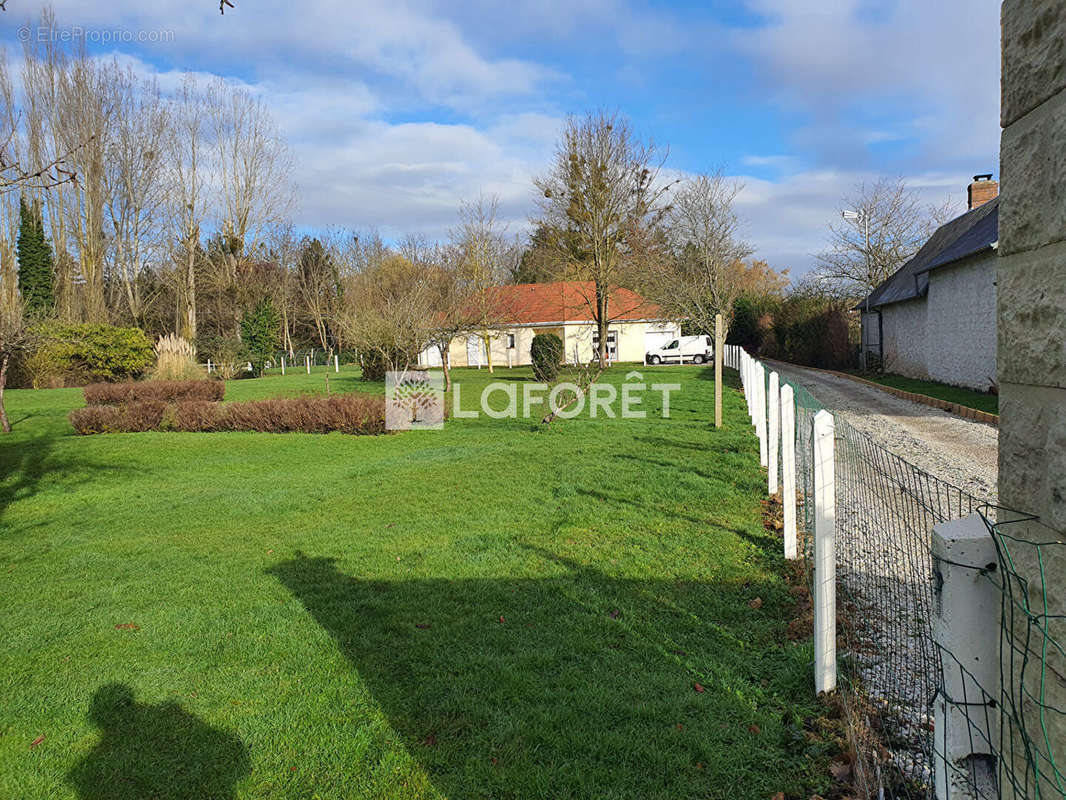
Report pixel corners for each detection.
[765,360,998,503]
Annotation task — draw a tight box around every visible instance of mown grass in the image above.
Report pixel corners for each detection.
[0,365,833,800]
[853,372,998,415]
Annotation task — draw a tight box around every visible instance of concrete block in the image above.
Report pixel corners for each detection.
[997,243,1066,388]
[999,89,1066,255]
[1001,0,1066,127]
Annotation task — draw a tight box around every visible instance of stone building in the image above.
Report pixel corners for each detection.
[857,176,999,391]
[998,0,1066,795]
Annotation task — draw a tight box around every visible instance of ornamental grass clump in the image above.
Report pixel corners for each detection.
[151,333,202,382]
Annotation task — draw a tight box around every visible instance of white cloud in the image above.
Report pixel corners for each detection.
[14,0,555,109]
[731,167,970,276]
[733,0,1001,169]
[4,0,999,276]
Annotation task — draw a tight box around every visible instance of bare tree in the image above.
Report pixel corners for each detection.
[295,232,341,357]
[336,252,434,377]
[534,111,673,367]
[647,171,753,335]
[164,74,212,341]
[106,66,169,325]
[21,13,80,319]
[814,177,956,300]
[0,293,27,433]
[204,77,293,338]
[56,49,114,323]
[422,242,482,391]
[452,196,511,373]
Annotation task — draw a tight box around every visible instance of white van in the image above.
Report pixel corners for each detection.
[645,335,712,365]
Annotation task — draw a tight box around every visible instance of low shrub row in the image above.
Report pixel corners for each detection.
[83,380,225,406]
[70,393,387,436]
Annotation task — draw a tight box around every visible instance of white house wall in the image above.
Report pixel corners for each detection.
[424,320,678,368]
[881,297,930,380]
[925,253,998,391]
[875,253,997,391]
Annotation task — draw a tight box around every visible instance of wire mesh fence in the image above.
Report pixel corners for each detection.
[729,346,1066,800]
[831,415,981,797]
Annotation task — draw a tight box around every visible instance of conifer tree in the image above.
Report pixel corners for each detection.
[16,197,55,317]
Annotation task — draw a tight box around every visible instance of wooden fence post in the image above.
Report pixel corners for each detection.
[768,371,780,495]
[813,409,836,694]
[714,313,724,429]
[780,384,797,559]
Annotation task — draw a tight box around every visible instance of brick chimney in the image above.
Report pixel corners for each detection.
[967,173,998,210]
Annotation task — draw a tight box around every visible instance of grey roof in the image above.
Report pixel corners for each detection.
[856,197,999,311]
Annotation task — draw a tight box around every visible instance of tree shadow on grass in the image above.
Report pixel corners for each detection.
[68,684,249,800]
[0,435,140,529]
[267,550,820,800]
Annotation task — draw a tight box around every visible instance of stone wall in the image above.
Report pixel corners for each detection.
[925,253,998,391]
[998,1,1066,795]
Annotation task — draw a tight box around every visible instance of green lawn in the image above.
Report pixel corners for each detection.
[853,372,998,415]
[0,365,833,800]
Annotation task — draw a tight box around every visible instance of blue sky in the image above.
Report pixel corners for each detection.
[1,0,1002,276]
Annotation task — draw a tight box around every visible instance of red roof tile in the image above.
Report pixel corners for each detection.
[489,281,664,325]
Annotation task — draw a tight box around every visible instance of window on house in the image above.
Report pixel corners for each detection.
[507,333,516,349]
[592,330,618,358]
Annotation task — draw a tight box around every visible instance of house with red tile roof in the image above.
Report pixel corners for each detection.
[419,281,680,368]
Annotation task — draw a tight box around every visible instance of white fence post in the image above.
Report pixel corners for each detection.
[813,409,836,694]
[334,354,340,373]
[755,363,768,467]
[780,384,797,560]
[931,515,999,799]
[768,371,780,495]
[305,355,311,374]
[281,356,286,375]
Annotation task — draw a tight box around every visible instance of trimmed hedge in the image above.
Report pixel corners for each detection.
[530,333,563,382]
[84,380,225,406]
[70,393,387,436]
[69,401,168,435]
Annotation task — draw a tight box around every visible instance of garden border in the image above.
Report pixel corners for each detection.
[763,360,999,427]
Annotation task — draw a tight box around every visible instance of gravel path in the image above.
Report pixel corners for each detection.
[766,360,998,503]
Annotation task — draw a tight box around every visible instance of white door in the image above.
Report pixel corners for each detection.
[466,335,484,367]
[421,345,443,367]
